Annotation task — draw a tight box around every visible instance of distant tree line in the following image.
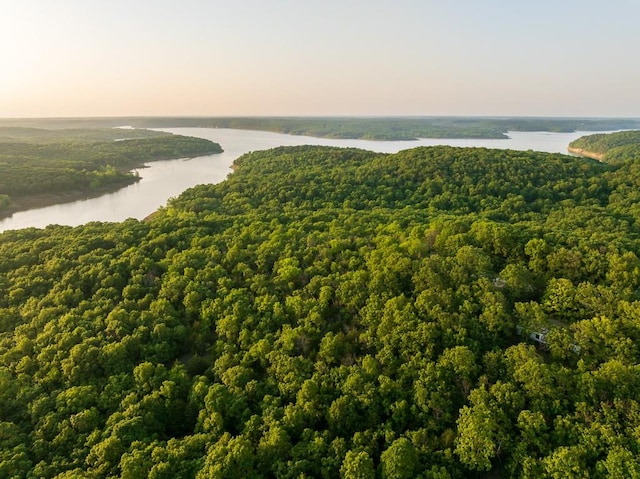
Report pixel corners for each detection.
[2,116,640,141]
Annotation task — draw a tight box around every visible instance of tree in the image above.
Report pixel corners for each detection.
[524,238,549,276]
[596,446,640,478]
[541,446,589,479]
[542,278,580,322]
[340,450,375,479]
[455,381,523,472]
[380,438,418,479]
[197,433,255,479]
[455,389,499,472]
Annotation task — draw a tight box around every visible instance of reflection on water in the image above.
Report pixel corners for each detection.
[0,128,617,232]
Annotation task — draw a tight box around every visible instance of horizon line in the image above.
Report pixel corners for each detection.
[1,114,640,121]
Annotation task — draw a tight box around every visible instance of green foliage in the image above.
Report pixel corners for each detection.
[340,450,375,479]
[0,194,10,211]
[3,143,640,477]
[380,438,418,479]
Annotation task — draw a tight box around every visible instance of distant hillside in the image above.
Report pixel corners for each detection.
[568,130,640,164]
[2,116,640,141]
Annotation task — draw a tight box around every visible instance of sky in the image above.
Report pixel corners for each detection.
[1,0,638,118]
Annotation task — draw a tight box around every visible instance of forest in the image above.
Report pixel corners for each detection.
[2,133,640,477]
[0,128,222,217]
[2,116,640,141]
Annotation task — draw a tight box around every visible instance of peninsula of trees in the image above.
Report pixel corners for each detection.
[0,128,222,217]
[2,140,640,477]
[568,129,640,164]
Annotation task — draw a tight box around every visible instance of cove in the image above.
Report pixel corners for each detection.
[0,128,618,232]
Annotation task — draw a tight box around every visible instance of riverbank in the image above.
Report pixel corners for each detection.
[0,180,140,221]
[0,129,223,222]
[568,130,640,165]
[567,146,605,161]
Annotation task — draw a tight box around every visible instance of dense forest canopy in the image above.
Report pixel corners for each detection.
[1,116,639,141]
[569,130,640,165]
[0,128,222,217]
[2,136,640,477]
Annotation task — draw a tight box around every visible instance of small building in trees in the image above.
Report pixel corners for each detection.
[516,324,580,354]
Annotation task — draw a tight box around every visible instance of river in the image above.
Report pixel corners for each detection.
[0,128,616,232]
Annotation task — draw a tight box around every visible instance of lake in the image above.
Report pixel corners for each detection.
[0,128,615,232]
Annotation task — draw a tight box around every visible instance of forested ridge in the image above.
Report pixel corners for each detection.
[0,128,222,216]
[2,117,640,141]
[3,143,640,477]
[569,130,640,165]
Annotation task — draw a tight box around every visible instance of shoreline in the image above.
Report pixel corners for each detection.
[0,145,224,221]
[0,180,138,221]
[566,146,605,161]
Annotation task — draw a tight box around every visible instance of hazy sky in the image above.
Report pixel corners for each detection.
[1,0,638,118]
